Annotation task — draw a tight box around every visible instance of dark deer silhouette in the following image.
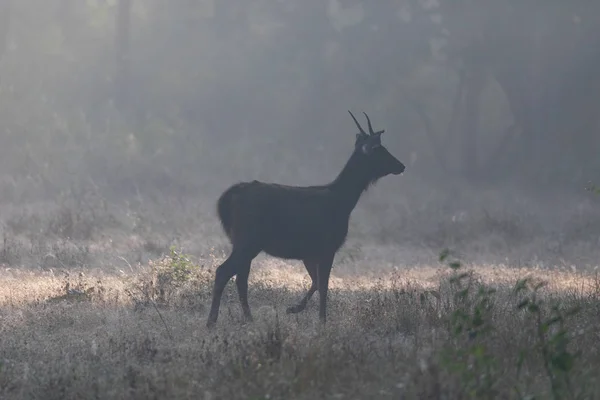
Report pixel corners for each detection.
[206,111,405,328]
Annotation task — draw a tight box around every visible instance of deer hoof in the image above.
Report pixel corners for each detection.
[206,319,217,329]
[286,304,304,314]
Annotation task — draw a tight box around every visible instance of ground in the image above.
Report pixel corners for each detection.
[0,181,599,399]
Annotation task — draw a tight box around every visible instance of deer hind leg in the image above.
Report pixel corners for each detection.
[206,247,257,328]
[286,259,318,314]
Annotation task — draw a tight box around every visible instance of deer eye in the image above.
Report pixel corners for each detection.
[362,143,382,155]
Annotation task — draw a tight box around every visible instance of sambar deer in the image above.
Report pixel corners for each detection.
[206,111,405,328]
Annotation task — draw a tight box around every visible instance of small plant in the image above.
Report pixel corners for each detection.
[126,246,212,308]
[155,246,200,287]
[438,249,499,399]
[514,277,583,400]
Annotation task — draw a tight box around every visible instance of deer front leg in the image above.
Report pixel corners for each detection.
[317,253,335,323]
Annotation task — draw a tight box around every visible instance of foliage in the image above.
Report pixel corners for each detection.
[585,182,600,195]
[437,249,589,399]
[154,246,200,287]
[514,277,584,400]
[126,246,213,308]
[438,250,499,399]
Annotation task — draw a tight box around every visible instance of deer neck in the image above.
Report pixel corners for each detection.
[330,151,375,213]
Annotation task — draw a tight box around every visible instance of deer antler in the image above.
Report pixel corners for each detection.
[362,112,385,136]
[348,111,367,136]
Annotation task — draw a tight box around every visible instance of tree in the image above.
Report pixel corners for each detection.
[0,0,11,63]
[115,0,132,106]
[409,0,600,185]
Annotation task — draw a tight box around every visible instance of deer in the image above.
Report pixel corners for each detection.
[206,111,405,328]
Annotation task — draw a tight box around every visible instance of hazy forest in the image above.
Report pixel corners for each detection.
[1,1,600,399]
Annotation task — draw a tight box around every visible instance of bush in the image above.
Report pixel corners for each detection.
[126,246,213,310]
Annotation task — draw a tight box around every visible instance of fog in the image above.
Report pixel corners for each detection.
[1,0,600,271]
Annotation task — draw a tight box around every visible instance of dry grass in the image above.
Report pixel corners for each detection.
[0,252,599,400]
[0,180,600,399]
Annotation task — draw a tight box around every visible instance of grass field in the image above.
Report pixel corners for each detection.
[1,183,600,399]
[0,248,599,399]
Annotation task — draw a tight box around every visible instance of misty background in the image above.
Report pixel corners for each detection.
[1,0,600,271]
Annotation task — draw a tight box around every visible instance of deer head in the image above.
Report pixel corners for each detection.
[348,111,405,178]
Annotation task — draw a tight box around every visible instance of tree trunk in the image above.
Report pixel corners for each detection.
[56,0,76,45]
[0,0,11,63]
[115,0,132,107]
[461,62,485,181]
